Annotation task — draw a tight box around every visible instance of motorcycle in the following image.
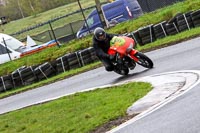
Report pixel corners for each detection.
[108,36,153,75]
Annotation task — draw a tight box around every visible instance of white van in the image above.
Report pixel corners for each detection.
[0,33,23,64]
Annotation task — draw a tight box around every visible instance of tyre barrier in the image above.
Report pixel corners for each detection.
[34,62,56,81]
[128,10,200,45]
[67,52,82,70]
[128,10,200,46]
[176,11,194,32]
[20,66,38,85]
[153,21,167,39]
[1,9,200,94]
[131,30,143,45]
[55,48,98,74]
[167,13,182,25]
[56,54,70,74]
[78,49,91,66]
[11,66,26,88]
[165,22,179,36]
[157,13,180,36]
[55,52,82,73]
[87,47,98,61]
[77,47,97,66]
[138,24,156,46]
[191,9,200,27]
[0,75,14,92]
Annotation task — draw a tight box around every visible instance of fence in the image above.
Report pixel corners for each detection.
[27,20,84,43]
[0,47,98,92]
[11,0,185,44]
[10,5,95,44]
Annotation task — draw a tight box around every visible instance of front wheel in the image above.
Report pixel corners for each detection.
[135,52,153,68]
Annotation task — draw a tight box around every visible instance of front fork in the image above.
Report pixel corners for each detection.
[129,49,139,62]
[113,49,139,64]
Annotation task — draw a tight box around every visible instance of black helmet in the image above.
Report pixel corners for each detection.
[94,27,106,41]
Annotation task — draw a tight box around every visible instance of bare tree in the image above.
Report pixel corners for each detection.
[95,0,107,28]
[17,0,24,18]
[28,0,35,12]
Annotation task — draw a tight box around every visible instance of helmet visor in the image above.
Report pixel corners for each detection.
[97,34,106,41]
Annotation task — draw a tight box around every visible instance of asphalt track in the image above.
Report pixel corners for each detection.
[108,70,200,133]
[0,37,200,133]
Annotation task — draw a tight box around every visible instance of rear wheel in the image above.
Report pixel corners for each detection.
[114,67,129,75]
[135,52,153,68]
[121,68,129,75]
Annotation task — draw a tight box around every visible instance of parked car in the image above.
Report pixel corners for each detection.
[76,0,143,38]
[0,33,59,64]
[0,33,23,64]
[0,16,8,25]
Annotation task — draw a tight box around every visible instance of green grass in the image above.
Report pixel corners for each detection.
[0,0,200,76]
[136,26,200,52]
[0,1,197,131]
[0,61,102,99]
[108,0,200,33]
[0,0,107,35]
[3,26,200,98]
[0,0,200,98]
[0,82,152,133]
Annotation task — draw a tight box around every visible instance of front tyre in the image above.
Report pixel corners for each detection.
[135,52,153,68]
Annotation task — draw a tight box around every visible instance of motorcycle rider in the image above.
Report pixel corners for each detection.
[92,27,117,71]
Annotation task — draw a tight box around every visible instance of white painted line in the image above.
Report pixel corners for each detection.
[107,70,200,133]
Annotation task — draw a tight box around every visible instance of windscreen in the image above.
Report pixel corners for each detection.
[4,38,24,51]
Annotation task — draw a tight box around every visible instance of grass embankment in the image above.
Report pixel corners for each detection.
[0,1,198,132]
[0,82,152,133]
[0,0,200,76]
[0,62,102,99]
[0,0,200,98]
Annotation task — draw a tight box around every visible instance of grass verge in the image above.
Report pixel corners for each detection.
[0,82,152,133]
[1,26,200,99]
[0,0,200,76]
[0,61,102,99]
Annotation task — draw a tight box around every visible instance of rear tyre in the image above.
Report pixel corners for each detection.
[114,67,129,76]
[121,68,129,75]
[135,52,154,68]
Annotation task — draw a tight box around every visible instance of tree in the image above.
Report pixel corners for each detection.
[0,0,80,20]
[28,0,35,12]
[95,0,107,28]
[17,0,24,18]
